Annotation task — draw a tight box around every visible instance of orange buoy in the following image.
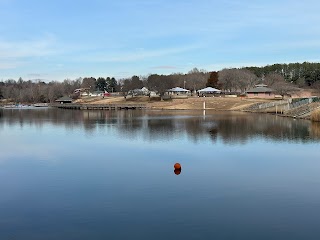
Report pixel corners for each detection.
[174,163,181,170]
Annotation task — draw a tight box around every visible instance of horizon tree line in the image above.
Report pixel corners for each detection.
[1,62,320,103]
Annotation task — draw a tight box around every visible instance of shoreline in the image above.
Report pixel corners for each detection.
[2,96,318,121]
[72,96,320,121]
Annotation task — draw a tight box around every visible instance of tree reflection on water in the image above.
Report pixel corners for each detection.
[1,108,320,144]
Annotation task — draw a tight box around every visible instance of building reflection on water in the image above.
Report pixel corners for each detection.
[1,108,320,144]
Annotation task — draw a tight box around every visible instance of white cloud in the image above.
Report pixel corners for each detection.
[151,65,179,70]
[0,34,59,70]
[200,58,320,72]
[75,44,202,63]
[0,34,56,59]
[0,61,23,69]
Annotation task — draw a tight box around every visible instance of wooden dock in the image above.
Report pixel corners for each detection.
[50,103,147,110]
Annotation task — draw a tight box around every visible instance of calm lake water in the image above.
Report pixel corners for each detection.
[1,108,320,240]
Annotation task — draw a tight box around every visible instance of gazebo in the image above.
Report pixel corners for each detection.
[197,87,221,96]
[166,87,190,95]
[164,87,190,99]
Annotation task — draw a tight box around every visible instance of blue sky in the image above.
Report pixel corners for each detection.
[0,0,320,81]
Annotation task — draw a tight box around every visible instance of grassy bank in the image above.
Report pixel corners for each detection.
[75,96,271,111]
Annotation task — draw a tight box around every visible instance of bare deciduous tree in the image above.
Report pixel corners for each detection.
[81,77,96,90]
[184,69,209,92]
[218,69,258,93]
[265,73,299,98]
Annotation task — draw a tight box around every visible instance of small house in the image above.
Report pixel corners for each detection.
[74,88,90,96]
[103,92,111,97]
[246,84,275,99]
[128,87,150,96]
[89,91,104,97]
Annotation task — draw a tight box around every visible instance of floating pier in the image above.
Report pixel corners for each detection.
[50,103,147,110]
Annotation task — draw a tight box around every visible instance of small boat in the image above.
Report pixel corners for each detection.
[33,103,49,107]
[3,104,32,109]
[3,104,18,108]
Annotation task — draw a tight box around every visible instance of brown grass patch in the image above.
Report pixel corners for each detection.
[311,109,320,122]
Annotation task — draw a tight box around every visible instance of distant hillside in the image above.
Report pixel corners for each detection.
[243,62,320,86]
